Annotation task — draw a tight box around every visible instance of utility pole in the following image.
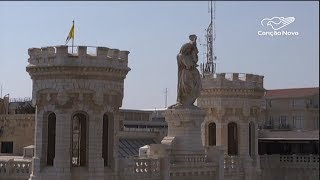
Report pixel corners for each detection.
[164,88,168,108]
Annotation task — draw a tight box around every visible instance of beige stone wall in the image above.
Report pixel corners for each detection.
[0,114,35,156]
[0,97,9,114]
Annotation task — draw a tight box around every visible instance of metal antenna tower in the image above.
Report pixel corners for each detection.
[201,0,217,76]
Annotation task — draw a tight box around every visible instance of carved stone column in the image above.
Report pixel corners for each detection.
[87,113,104,180]
[29,108,43,180]
[53,112,71,180]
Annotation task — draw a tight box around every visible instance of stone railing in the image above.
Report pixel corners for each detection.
[170,154,207,164]
[123,127,165,133]
[134,157,161,177]
[260,154,320,169]
[0,157,32,180]
[224,155,243,173]
[261,124,293,130]
[202,72,264,90]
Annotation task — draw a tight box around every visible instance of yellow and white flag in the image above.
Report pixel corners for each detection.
[65,21,75,44]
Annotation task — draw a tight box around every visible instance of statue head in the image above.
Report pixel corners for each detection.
[189,34,197,42]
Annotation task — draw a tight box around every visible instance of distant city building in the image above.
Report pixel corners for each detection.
[259,87,319,179]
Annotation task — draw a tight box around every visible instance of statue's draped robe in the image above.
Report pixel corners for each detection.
[176,42,201,106]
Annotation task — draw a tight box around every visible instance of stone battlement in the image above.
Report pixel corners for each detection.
[28,46,130,68]
[202,73,264,90]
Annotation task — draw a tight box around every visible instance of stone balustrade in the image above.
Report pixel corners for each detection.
[223,155,243,173]
[260,154,320,168]
[171,154,207,164]
[0,157,32,180]
[134,157,161,176]
[260,154,319,180]
[202,72,264,90]
[27,46,130,69]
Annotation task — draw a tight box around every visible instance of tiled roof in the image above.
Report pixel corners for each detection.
[118,138,156,158]
[265,87,319,99]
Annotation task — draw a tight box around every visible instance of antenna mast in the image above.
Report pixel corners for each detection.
[201,0,217,76]
[164,88,168,108]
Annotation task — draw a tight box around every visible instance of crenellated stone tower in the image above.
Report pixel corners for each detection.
[198,73,265,180]
[26,46,130,180]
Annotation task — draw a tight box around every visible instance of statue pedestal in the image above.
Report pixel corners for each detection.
[161,108,206,155]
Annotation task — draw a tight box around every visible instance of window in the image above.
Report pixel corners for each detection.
[47,112,56,166]
[293,116,303,129]
[208,122,216,146]
[290,99,295,108]
[102,113,109,167]
[1,141,13,153]
[315,117,319,130]
[249,122,255,157]
[228,122,238,155]
[291,99,305,108]
[264,116,274,129]
[279,116,288,128]
[72,113,87,167]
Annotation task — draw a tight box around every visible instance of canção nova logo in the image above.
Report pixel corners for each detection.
[258,16,299,37]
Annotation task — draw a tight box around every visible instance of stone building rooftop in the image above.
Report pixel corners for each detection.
[265,87,319,99]
[118,138,156,158]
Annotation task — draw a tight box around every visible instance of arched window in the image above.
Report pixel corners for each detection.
[47,112,56,166]
[102,113,109,167]
[249,122,255,157]
[228,122,238,155]
[208,122,216,146]
[72,113,87,167]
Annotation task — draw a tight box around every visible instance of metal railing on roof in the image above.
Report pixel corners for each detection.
[9,97,32,103]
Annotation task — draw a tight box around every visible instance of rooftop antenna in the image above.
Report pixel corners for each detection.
[201,0,217,76]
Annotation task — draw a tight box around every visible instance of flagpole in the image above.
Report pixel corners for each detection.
[72,20,74,54]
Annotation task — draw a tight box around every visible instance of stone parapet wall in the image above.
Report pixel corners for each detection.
[28,46,129,68]
[26,46,131,110]
[202,73,264,90]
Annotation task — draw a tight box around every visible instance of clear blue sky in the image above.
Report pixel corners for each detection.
[0,1,318,109]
